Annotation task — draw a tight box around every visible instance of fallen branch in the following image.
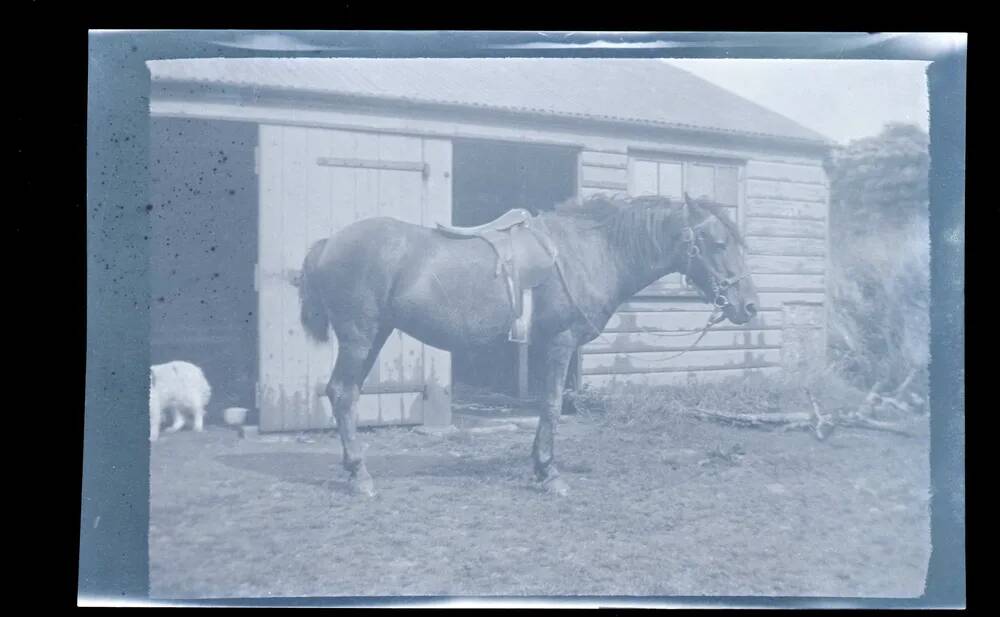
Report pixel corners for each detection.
[690,406,813,426]
[892,368,918,398]
[805,389,837,440]
[837,412,915,437]
[684,401,912,439]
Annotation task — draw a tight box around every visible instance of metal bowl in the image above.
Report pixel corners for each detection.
[223,407,249,426]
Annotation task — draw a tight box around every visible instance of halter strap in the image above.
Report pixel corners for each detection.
[531,217,606,340]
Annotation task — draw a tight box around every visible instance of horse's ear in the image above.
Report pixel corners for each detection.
[683,193,711,226]
[682,192,693,223]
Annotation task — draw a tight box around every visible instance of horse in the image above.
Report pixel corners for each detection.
[297,193,759,497]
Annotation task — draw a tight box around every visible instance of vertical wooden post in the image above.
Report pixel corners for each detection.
[518,343,530,400]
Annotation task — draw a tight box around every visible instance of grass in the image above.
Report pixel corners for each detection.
[571,370,870,428]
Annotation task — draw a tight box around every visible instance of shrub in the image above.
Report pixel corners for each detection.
[827,218,930,398]
[826,123,930,401]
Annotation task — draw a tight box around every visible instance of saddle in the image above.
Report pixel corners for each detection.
[436,208,557,344]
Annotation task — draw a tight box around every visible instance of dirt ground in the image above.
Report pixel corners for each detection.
[149,406,930,599]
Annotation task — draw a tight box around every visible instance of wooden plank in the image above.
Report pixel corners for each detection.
[581,150,628,167]
[327,130,378,425]
[257,125,286,433]
[620,298,783,313]
[303,127,345,429]
[517,343,529,399]
[783,301,827,328]
[750,273,825,290]
[368,392,423,426]
[581,161,627,170]
[581,179,628,191]
[745,217,826,239]
[581,164,627,185]
[278,126,312,431]
[316,157,427,176]
[582,348,781,374]
[373,133,426,423]
[582,365,782,388]
[757,291,825,309]
[747,254,826,274]
[603,309,783,332]
[746,236,826,257]
[347,131,385,425]
[580,186,610,198]
[583,329,782,354]
[633,273,690,297]
[420,137,453,427]
[746,179,828,203]
[746,198,826,220]
[746,160,826,184]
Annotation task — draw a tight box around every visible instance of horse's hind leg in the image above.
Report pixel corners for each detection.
[327,324,392,497]
[532,330,578,496]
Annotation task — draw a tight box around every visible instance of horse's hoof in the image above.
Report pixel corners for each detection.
[542,476,570,497]
[350,477,377,498]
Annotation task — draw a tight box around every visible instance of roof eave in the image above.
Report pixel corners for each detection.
[151,77,834,151]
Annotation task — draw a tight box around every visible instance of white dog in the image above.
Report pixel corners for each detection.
[150,361,211,441]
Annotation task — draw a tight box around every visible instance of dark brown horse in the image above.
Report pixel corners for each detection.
[298,193,758,497]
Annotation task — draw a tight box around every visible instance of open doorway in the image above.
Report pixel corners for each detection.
[450,139,579,400]
[149,117,259,426]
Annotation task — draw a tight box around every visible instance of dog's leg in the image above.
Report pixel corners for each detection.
[165,407,185,433]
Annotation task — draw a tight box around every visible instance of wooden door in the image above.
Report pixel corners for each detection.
[257,124,452,432]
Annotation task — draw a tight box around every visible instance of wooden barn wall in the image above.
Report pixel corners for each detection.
[579,150,629,196]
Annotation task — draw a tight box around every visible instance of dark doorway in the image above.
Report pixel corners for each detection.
[450,139,579,398]
[149,118,259,425]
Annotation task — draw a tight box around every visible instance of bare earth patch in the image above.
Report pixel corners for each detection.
[149,412,930,599]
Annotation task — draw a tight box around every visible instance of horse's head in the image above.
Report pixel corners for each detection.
[680,194,759,325]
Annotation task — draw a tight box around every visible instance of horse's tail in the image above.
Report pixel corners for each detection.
[299,238,331,343]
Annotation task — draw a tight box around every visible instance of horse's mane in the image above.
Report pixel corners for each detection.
[546,193,744,265]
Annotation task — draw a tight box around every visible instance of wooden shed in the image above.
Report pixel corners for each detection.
[146,58,832,433]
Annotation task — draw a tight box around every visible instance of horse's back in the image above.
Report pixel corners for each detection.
[311,218,431,318]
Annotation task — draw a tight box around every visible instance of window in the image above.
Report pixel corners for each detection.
[628,156,742,297]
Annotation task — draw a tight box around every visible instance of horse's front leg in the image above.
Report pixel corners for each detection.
[532,330,577,496]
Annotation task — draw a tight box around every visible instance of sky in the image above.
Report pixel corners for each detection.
[663,59,930,145]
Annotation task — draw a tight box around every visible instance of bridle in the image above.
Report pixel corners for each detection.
[615,211,753,365]
[680,224,751,324]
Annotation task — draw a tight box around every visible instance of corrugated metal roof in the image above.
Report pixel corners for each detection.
[147,58,830,145]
